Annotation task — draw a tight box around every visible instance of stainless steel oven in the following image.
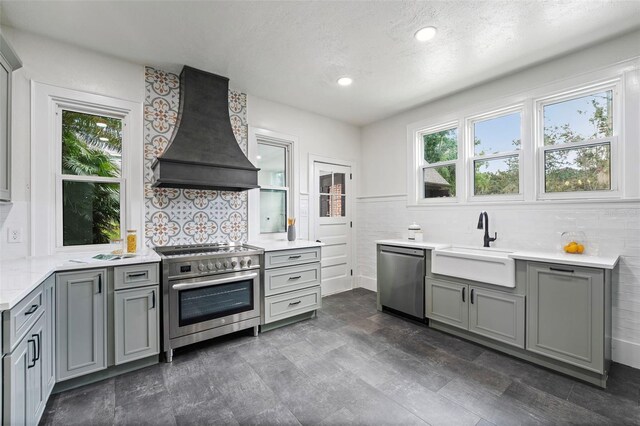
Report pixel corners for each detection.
[156,244,263,362]
[169,269,259,339]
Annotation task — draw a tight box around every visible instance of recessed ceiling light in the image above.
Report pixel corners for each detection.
[337,77,353,87]
[99,137,109,141]
[96,122,108,128]
[414,26,437,42]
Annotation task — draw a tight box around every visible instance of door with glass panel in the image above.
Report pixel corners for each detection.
[313,162,352,295]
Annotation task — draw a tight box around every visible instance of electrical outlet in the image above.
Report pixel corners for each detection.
[7,228,23,243]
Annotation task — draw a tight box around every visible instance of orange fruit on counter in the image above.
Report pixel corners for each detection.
[576,244,585,254]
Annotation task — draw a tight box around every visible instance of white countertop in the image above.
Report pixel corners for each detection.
[376,239,450,251]
[508,251,619,269]
[0,250,161,310]
[376,239,619,270]
[248,239,323,252]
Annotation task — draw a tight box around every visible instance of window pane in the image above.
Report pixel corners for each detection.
[63,180,120,246]
[423,128,458,163]
[544,144,610,192]
[260,189,286,233]
[319,172,332,193]
[543,90,613,146]
[474,112,520,155]
[257,143,286,187]
[62,110,122,177]
[319,195,346,217]
[320,194,330,217]
[334,173,346,194]
[474,156,519,195]
[423,165,456,198]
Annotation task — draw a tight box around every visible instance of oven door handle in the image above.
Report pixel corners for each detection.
[171,273,258,291]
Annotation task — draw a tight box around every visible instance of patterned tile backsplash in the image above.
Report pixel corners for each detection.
[143,66,248,247]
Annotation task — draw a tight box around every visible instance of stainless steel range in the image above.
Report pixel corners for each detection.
[155,243,263,362]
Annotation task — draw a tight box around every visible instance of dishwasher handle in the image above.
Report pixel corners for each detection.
[379,245,424,257]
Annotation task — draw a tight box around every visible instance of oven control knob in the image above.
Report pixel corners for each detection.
[215,262,222,270]
[198,263,206,272]
[223,261,229,268]
[207,262,214,271]
[239,259,246,267]
[231,260,237,268]
[246,258,252,267]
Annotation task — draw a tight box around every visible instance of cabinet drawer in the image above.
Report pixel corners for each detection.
[3,282,45,353]
[264,263,321,296]
[264,286,321,324]
[265,248,321,269]
[114,263,159,290]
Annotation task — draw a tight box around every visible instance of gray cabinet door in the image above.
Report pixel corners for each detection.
[3,314,45,426]
[527,263,604,373]
[43,274,55,399]
[469,286,525,348]
[114,286,159,365]
[426,278,468,330]
[56,269,107,381]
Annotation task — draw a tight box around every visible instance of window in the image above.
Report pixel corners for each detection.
[257,140,291,233]
[539,86,617,196]
[59,109,125,247]
[470,110,522,197]
[420,125,458,199]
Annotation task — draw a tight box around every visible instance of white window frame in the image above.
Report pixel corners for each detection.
[414,121,461,204]
[247,127,298,240]
[535,79,621,200]
[257,138,292,234]
[32,82,143,256]
[54,103,128,250]
[466,105,524,202]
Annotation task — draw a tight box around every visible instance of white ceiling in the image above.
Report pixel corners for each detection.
[2,1,639,126]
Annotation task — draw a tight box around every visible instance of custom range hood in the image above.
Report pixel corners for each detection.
[151,66,259,191]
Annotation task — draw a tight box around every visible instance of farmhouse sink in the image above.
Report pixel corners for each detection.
[431,246,516,288]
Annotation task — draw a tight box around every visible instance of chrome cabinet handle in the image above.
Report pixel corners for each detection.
[288,300,301,306]
[470,289,475,304]
[127,272,148,279]
[97,275,102,293]
[288,276,302,280]
[288,255,302,259]
[462,287,466,303]
[550,267,574,274]
[24,304,39,315]
[27,339,36,368]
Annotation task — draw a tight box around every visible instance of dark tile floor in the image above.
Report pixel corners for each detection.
[41,288,640,425]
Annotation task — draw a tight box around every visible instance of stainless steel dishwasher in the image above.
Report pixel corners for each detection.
[377,244,425,320]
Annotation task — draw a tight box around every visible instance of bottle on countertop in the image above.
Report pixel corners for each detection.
[408,222,421,240]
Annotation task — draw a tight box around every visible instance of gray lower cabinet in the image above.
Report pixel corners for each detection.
[527,263,605,373]
[56,269,107,381]
[427,278,468,329]
[114,286,159,365]
[3,313,46,425]
[43,274,55,399]
[262,247,322,327]
[469,286,525,348]
[426,278,525,348]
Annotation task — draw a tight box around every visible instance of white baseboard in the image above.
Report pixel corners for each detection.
[612,338,640,369]
[357,275,377,292]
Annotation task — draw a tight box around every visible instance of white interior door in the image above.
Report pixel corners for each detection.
[313,162,352,295]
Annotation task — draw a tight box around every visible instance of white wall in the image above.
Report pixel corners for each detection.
[0,27,144,259]
[248,95,361,195]
[357,31,640,368]
[247,95,361,243]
